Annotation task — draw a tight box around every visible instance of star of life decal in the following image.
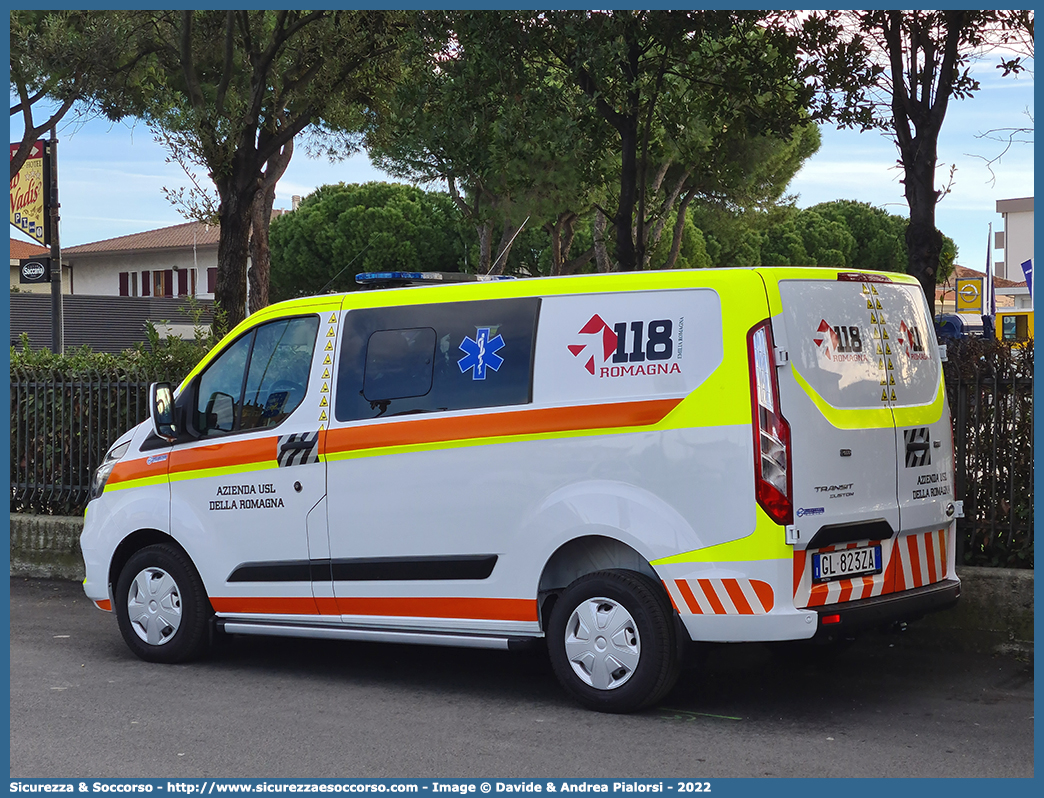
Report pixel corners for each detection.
[458,327,505,380]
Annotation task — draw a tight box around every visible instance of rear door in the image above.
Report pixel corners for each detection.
[771,271,951,609]
[883,283,954,591]
[774,274,900,549]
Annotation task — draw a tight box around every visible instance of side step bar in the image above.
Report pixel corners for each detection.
[218,619,541,651]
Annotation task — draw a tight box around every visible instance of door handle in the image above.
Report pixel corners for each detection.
[906,441,930,452]
[282,440,315,450]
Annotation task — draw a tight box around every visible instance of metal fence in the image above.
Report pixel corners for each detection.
[946,340,1034,568]
[10,368,163,515]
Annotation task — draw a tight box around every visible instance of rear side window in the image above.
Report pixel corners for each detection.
[336,298,540,421]
[363,328,437,401]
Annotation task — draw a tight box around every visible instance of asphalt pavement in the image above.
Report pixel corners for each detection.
[9,577,1034,779]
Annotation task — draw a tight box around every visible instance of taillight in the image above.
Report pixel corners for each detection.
[748,320,793,526]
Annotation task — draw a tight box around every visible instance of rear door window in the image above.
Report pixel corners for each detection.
[778,278,939,410]
[336,298,540,421]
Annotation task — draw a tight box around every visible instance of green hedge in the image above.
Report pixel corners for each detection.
[10,322,217,515]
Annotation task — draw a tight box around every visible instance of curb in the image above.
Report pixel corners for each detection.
[8,512,1033,655]
[10,513,86,581]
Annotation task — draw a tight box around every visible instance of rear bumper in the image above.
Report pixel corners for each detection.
[811,578,960,637]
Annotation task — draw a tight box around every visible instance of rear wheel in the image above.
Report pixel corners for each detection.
[114,543,212,663]
[548,570,680,713]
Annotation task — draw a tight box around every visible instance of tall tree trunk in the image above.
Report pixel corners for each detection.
[215,163,259,331]
[904,156,944,312]
[248,137,293,314]
[248,184,275,315]
[882,9,964,312]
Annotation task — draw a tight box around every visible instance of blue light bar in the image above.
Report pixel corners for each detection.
[355,271,516,288]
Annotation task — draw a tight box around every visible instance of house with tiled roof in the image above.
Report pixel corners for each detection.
[61,220,220,299]
[9,223,220,352]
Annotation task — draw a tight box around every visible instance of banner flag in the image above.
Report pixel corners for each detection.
[1020,258,1032,296]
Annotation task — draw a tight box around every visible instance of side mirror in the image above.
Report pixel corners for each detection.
[149,382,177,441]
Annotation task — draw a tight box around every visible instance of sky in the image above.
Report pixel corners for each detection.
[10,43,1034,281]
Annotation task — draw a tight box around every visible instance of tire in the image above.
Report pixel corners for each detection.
[547,570,680,713]
[114,543,212,664]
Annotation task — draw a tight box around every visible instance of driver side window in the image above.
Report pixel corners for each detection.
[195,315,320,436]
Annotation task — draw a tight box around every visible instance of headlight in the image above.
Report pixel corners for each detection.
[90,442,131,501]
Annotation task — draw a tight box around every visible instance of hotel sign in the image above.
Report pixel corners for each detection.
[10,141,49,246]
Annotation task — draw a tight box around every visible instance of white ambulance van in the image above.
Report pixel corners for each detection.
[81,267,961,712]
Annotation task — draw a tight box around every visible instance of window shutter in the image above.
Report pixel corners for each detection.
[208,268,217,293]
[119,272,129,296]
[164,270,174,297]
[141,271,151,297]
[177,268,188,296]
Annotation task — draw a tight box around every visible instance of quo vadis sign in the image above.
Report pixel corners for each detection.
[10,141,49,246]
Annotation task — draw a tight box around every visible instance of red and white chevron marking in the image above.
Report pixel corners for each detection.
[893,528,949,591]
[793,528,950,609]
[793,541,888,608]
[668,578,775,616]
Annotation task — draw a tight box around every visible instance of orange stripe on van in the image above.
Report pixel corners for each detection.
[210,595,536,622]
[334,596,538,622]
[114,399,678,487]
[325,398,682,456]
[107,456,165,486]
[210,596,320,615]
[170,436,279,476]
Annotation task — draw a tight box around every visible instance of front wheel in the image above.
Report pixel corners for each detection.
[548,570,680,713]
[114,543,212,663]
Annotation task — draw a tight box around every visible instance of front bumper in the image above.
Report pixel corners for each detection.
[811,578,960,637]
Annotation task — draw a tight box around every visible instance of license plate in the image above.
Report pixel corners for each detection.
[812,545,882,583]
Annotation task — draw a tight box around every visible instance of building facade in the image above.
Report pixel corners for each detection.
[995,197,1034,290]
[61,221,219,300]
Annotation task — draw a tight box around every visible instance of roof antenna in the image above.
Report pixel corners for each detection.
[486,217,529,275]
[319,239,374,294]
